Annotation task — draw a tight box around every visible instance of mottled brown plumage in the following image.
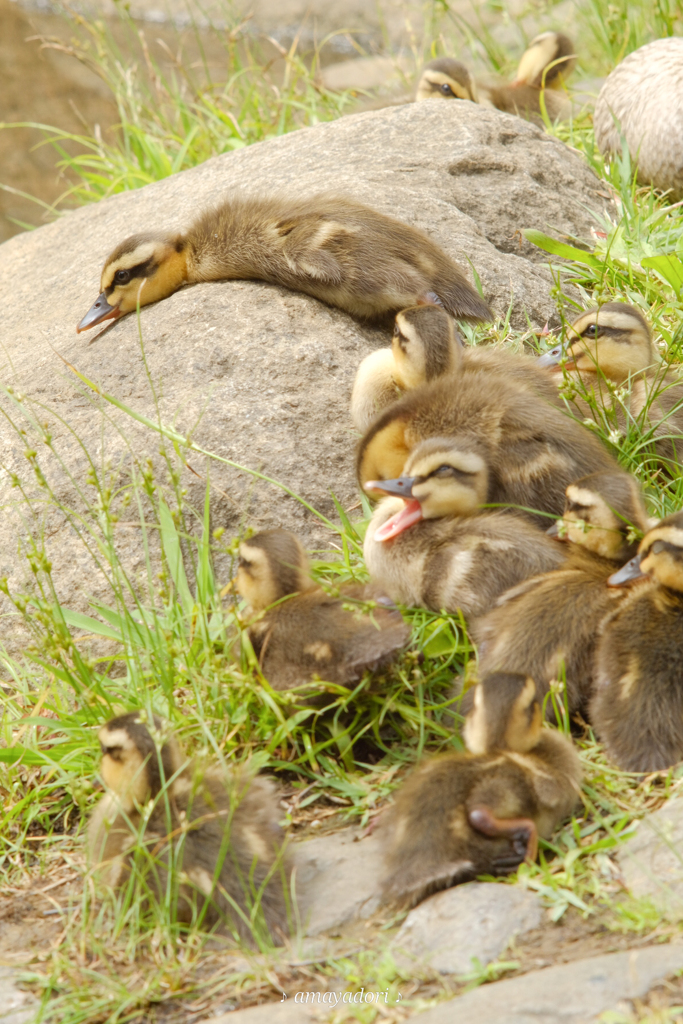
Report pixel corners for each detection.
[77,194,491,332]
[380,673,581,907]
[363,439,568,617]
[591,513,683,772]
[88,712,289,942]
[235,529,409,693]
[357,365,619,527]
[471,470,649,724]
[350,305,561,432]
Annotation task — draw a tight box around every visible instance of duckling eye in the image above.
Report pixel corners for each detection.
[114,270,131,285]
[581,324,603,339]
[101,744,123,760]
[650,540,666,555]
[440,83,454,96]
[566,500,588,514]
[431,464,472,479]
[238,556,252,571]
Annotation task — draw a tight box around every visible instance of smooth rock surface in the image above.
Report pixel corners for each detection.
[292,828,383,936]
[393,882,543,974]
[617,798,683,916]
[409,945,683,1024]
[0,101,607,644]
[0,966,36,1024]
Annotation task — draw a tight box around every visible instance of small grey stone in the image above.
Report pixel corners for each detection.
[0,967,36,1024]
[292,828,384,936]
[392,882,543,975]
[617,797,683,916]
[407,945,683,1024]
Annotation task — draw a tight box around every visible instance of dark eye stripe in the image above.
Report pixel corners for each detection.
[106,257,156,295]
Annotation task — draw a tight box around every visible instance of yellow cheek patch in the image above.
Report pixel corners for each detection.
[358,420,410,489]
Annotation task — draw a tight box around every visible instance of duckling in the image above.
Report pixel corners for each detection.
[590,512,683,773]
[538,302,683,466]
[479,32,576,124]
[350,305,561,432]
[380,672,582,907]
[472,469,649,725]
[414,34,575,124]
[234,528,409,693]
[362,438,568,617]
[88,711,289,941]
[77,194,492,333]
[356,365,619,525]
[594,37,683,200]
[415,58,479,102]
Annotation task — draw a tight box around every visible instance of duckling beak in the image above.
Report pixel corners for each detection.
[546,521,561,538]
[365,479,424,542]
[364,476,418,499]
[77,293,121,333]
[608,554,645,587]
[537,343,565,368]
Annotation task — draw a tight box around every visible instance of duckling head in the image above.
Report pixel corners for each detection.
[514,31,576,89]
[365,437,488,541]
[538,303,656,383]
[609,512,683,591]
[415,58,478,102]
[77,233,188,332]
[98,711,182,812]
[551,470,648,560]
[236,529,315,613]
[392,306,463,389]
[464,672,543,754]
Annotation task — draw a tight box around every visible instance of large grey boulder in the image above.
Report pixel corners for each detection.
[0,101,606,641]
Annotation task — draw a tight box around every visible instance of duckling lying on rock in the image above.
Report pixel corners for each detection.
[380,672,582,907]
[472,469,649,724]
[351,305,561,432]
[363,438,567,617]
[88,711,289,942]
[77,193,492,332]
[235,528,409,692]
[591,512,683,773]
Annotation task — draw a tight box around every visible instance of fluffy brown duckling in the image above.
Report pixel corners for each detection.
[472,470,649,725]
[415,58,479,102]
[88,711,289,942]
[591,512,683,773]
[77,194,492,333]
[540,303,683,470]
[363,438,568,617]
[356,363,620,526]
[350,305,561,432]
[480,32,576,123]
[415,33,575,124]
[235,529,409,693]
[539,303,683,467]
[380,672,582,907]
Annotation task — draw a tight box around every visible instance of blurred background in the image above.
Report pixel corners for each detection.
[2,0,681,244]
